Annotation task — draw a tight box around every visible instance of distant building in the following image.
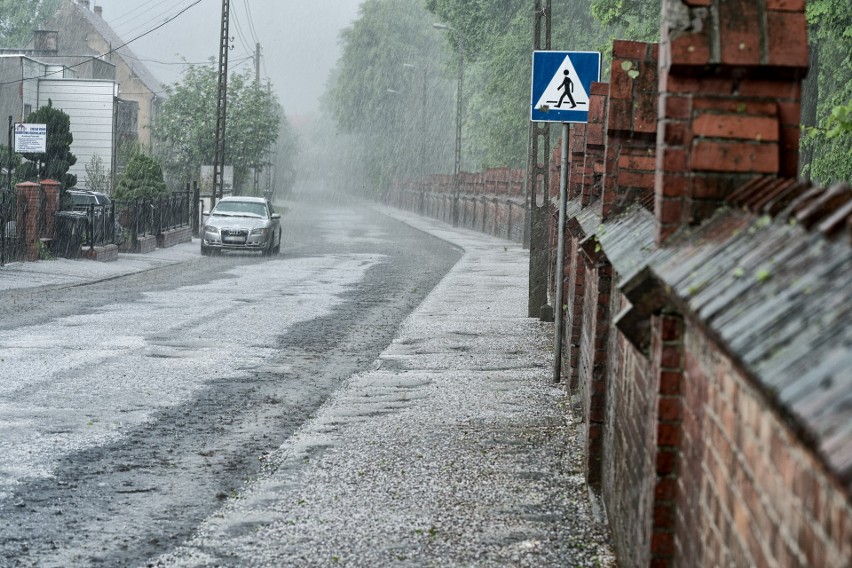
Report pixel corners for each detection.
[44,0,164,149]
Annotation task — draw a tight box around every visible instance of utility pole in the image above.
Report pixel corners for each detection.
[212,0,230,204]
[253,42,261,195]
[526,0,552,319]
[6,116,12,191]
[255,43,261,84]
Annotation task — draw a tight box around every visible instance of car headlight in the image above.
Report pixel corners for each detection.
[203,225,219,234]
[250,227,269,236]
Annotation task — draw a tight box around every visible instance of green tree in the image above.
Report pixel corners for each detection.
[152,64,283,194]
[270,114,299,197]
[328,0,456,191]
[84,154,111,194]
[424,0,606,169]
[17,100,77,188]
[113,153,167,201]
[1,144,22,188]
[589,0,660,45]
[327,0,655,184]
[801,0,852,183]
[0,0,60,47]
[425,0,528,62]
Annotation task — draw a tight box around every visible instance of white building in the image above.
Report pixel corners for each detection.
[0,54,119,189]
[37,78,117,188]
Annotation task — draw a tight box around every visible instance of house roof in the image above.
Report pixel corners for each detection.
[68,1,164,98]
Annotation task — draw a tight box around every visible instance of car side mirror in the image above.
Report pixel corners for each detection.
[271,213,281,220]
[202,211,210,217]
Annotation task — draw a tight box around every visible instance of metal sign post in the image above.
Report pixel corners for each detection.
[530,50,600,383]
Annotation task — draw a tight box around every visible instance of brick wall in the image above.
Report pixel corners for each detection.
[387,168,526,242]
[603,291,656,568]
[578,246,613,489]
[603,41,658,219]
[545,1,852,567]
[565,218,587,391]
[677,327,852,566]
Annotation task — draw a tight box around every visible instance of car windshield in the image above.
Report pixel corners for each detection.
[71,194,97,205]
[212,201,268,218]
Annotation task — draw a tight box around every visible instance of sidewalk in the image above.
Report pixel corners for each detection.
[0,241,199,291]
[152,207,615,567]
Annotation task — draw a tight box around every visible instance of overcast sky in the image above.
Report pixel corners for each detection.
[93,0,364,117]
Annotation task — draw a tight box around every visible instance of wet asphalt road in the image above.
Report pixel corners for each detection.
[0,201,462,567]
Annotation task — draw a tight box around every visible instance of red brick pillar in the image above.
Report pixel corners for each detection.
[568,123,587,200]
[40,179,61,239]
[650,312,686,568]
[16,182,41,261]
[602,41,659,220]
[655,0,809,242]
[582,82,610,206]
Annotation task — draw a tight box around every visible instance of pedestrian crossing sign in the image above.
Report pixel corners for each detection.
[531,51,601,123]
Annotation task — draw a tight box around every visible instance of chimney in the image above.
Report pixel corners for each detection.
[79,0,90,10]
[94,5,102,17]
[32,30,59,55]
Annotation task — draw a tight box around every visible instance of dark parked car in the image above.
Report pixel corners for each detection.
[201,196,282,256]
[65,190,124,245]
[67,190,112,211]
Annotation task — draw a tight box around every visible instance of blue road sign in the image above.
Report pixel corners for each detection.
[531,51,601,123]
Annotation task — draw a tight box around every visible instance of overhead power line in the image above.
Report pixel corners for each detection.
[241,0,261,45]
[0,0,205,86]
[109,0,176,30]
[116,0,202,42]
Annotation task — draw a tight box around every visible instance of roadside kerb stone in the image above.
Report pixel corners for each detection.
[0,241,200,292]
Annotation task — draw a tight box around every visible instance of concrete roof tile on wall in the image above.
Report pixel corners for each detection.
[596,205,656,286]
[597,200,852,489]
[667,213,852,486]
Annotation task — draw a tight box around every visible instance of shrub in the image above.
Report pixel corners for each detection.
[113,153,168,201]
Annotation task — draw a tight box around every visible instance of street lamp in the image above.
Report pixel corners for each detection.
[433,22,464,227]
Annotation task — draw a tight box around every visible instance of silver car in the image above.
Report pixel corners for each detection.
[201,196,282,256]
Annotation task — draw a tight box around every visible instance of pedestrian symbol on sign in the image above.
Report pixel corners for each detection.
[557,70,577,109]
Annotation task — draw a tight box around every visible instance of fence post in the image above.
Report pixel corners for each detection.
[132,198,139,250]
[192,181,200,237]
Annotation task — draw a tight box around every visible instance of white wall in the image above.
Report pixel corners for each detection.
[37,79,115,189]
[21,58,44,118]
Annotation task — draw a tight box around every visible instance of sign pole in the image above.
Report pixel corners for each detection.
[3,116,11,267]
[529,50,600,381]
[6,116,12,191]
[552,122,569,383]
